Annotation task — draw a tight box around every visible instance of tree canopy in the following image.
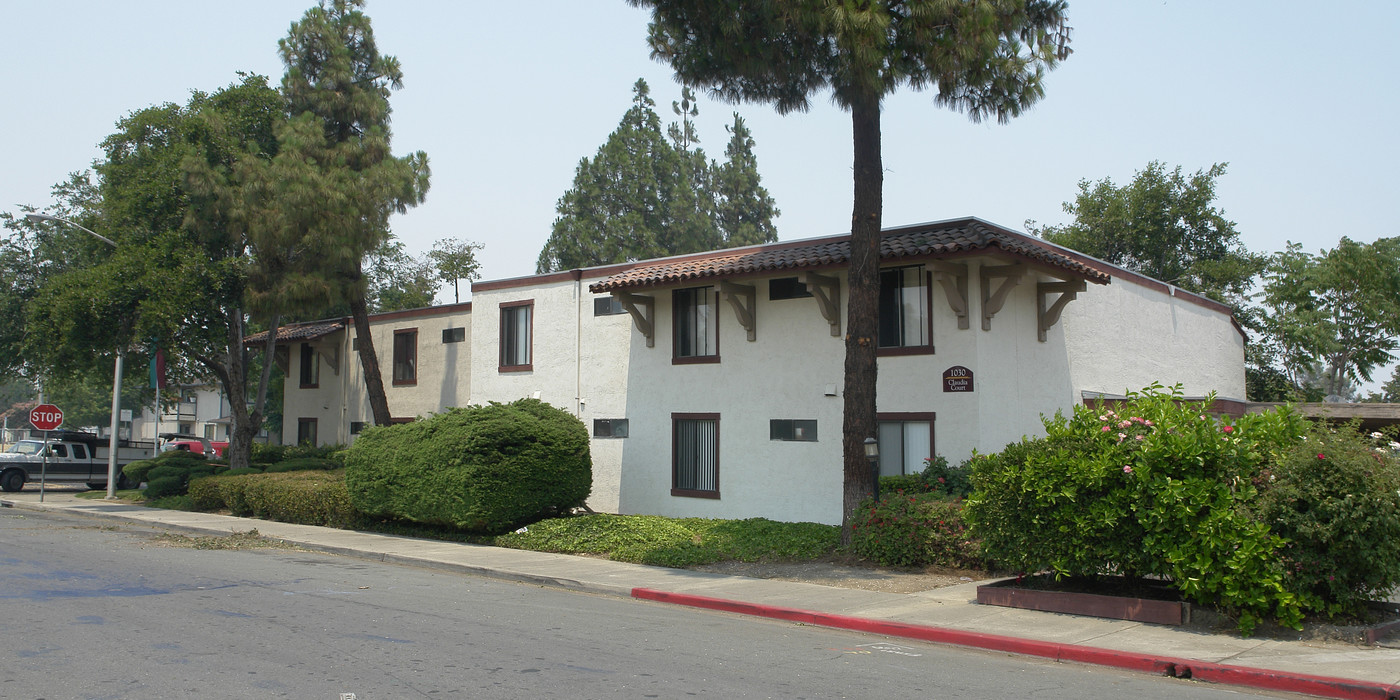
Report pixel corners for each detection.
[1029,161,1264,304]
[1257,237,1400,397]
[427,237,484,304]
[535,79,778,273]
[630,0,1071,540]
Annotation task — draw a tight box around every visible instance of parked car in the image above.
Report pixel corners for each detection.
[159,434,228,458]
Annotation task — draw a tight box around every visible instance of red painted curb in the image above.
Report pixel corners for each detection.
[632,588,1400,700]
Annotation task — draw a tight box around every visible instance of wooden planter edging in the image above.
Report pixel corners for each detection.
[976,578,1189,626]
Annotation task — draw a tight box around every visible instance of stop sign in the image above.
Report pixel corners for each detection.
[29,403,64,431]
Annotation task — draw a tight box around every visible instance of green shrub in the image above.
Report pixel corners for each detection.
[187,477,226,511]
[123,450,209,485]
[878,456,975,498]
[851,492,982,568]
[1255,425,1400,618]
[223,467,263,476]
[345,399,591,533]
[144,475,185,500]
[264,457,338,473]
[964,384,1309,634]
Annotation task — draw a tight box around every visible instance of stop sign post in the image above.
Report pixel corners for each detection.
[30,404,64,431]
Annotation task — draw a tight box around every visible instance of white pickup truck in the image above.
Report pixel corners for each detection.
[0,431,150,492]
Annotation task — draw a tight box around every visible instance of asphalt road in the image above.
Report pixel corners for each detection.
[1,507,1297,699]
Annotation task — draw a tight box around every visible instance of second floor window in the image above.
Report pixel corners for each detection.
[878,265,930,350]
[500,301,533,371]
[393,329,417,385]
[673,286,718,363]
[299,343,319,388]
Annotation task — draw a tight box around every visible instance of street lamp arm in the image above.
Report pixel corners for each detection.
[24,213,118,248]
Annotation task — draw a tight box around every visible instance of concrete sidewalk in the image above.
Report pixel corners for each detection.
[5,489,1399,700]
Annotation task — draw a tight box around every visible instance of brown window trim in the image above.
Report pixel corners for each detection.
[392,328,418,386]
[672,287,721,365]
[298,342,319,389]
[876,266,935,353]
[499,299,534,373]
[671,412,720,499]
[876,411,937,466]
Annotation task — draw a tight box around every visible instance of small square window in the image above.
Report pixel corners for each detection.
[769,277,813,300]
[593,418,629,438]
[594,297,626,316]
[350,422,366,435]
[442,327,466,343]
[770,419,818,442]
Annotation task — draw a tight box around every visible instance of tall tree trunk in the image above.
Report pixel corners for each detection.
[841,94,883,545]
[351,283,393,426]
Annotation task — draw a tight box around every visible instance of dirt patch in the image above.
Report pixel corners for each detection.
[692,555,991,594]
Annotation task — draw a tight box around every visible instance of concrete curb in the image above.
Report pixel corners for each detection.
[632,589,1400,700]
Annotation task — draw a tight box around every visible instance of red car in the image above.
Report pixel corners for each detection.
[161,438,228,458]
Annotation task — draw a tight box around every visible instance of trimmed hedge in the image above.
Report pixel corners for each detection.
[265,457,338,473]
[189,470,359,528]
[123,450,212,486]
[345,399,592,533]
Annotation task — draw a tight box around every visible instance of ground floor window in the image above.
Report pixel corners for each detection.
[672,413,719,498]
[876,412,935,476]
[297,417,318,446]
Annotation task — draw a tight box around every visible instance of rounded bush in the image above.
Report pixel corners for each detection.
[265,457,338,473]
[1256,426,1400,618]
[344,399,591,533]
[144,475,185,500]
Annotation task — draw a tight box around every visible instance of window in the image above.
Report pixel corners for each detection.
[770,419,818,442]
[50,444,68,458]
[442,327,466,344]
[350,421,366,435]
[392,329,418,385]
[672,413,719,498]
[299,343,319,388]
[673,287,718,363]
[297,418,318,446]
[769,277,812,300]
[878,265,931,351]
[594,296,626,316]
[593,418,629,438]
[203,424,215,440]
[499,301,533,371]
[876,413,935,477]
[71,444,86,460]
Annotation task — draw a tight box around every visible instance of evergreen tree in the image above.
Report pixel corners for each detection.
[258,0,430,426]
[630,0,1071,541]
[714,114,779,247]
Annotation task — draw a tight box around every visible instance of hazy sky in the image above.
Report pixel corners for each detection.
[5,0,1397,300]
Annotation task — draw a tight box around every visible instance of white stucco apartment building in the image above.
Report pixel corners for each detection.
[269,217,1246,525]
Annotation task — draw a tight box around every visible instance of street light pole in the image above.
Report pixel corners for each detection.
[25,213,124,499]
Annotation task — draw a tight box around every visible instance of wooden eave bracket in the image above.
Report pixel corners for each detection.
[980,263,1026,331]
[1038,279,1087,342]
[931,262,970,330]
[315,341,340,375]
[720,281,757,341]
[273,345,290,374]
[804,272,841,337]
[613,292,655,348]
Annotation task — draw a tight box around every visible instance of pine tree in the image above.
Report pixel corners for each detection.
[630,0,1071,541]
[261,0,430,426]
[714,114,779,247]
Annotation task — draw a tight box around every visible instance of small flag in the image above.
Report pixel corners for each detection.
[149,347,166,389]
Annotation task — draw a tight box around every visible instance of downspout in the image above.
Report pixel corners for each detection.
[573,269,583,418]
[342,322,352,443]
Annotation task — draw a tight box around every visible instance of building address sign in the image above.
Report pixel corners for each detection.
[943,366,973,392]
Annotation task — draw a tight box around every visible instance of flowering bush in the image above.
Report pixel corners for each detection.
[851,492,982,569]
[964,384,1310,634]
[877,455,974,497]
[1254,424,1400,618]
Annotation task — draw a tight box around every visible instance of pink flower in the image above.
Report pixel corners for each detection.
[1135,435,1144,441]
[1317,453,1326,460]
[1222,425,1234,434]
[1101,425,1111,432]
[1122,465,1133,473]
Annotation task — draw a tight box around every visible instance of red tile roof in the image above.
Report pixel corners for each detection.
[587,218,1111,293]
[243,321,345,346]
